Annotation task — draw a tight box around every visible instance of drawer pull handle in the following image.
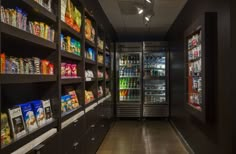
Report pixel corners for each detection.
[90,124,95,128]
[73,142,79,147]
[101,124,105,128]
[91,137,95,141]
[101,115,105,117]
[34,144,45,154]
[73,120,78,123]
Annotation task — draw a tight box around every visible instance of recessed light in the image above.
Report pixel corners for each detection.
[137,7,144,14]
[146,0,152,3]
[145,15,151,21]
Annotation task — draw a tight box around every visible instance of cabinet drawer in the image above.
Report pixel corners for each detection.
[86,131,99,154]
[86,107,98,129]
[27,134,61,154]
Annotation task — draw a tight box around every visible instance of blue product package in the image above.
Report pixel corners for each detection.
[31,100,46,127]
[19,103,38,132]
[61,95,68,113]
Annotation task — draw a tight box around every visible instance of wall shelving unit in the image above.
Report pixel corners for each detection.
[0,0,114,153]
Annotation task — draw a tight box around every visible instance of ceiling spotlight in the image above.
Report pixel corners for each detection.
[145,15,151,21]
[146,0,152,3]
[137,7,144,14]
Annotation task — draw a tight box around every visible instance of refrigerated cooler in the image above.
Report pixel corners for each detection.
[143,42,169,117]
[116,43,142,118]
[116,42,169,118]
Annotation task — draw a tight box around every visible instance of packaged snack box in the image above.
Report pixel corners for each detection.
[8,107,27,139]
[68,90,79,109]
[61,95,68,113]
[31,100,46,127]
[42,100,53,122]
[19,103,38,132]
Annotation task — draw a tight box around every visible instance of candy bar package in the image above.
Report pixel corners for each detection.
[42,100,53,122]
[8,107,27,139]
[61,95,68,113]
[19,103,38,132]
[31,100,46,127]
[65,95,73,111]
[1,113,11,146]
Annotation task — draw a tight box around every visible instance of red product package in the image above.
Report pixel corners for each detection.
[48,63,54,75]
[65,63,72,77]
[71,64,77,77]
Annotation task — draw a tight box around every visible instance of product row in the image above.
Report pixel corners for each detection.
[188,45,201,61]
[1,6,55,42]
[120,90,140,101]
[119,66,140,77]
[1,99,53,146]
[144,68,165,77]
[188,31,202,50]
[144,95,166,104]
[61,0,82,32]
[119,55,140,65]
[144,56,165,69]
[189,59,201,76]
[85,90,95,104]
[61,89,80,114]
[119,78,140,89]
[61,63,78,78]
[61,34,81,56]
[0,54,54,75]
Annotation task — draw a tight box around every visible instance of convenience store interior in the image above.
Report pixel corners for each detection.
[0,0,235,154]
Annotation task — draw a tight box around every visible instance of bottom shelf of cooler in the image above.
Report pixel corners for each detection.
[116,103,141,117]
[143,104,169,117]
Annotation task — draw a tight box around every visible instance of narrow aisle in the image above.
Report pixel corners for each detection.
[97,121,188,154]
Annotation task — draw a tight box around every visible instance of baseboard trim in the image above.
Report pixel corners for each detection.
[170,120,195,154]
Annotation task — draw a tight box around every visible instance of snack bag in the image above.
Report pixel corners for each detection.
[65,36,71,52]
[1,113,11,146]
[61,95,67,113]
[85,18,92,40]
[19,103,38,132]
[65,95,73,111]
[73,7,81,32]
[61,63,66,77]
[31,100,46,127]
[0,53,6,73]
[71,64,77,77]
[61,0,67,21]
[68,90,79,108]
[65,63,72,77]
[65,0,73,27]
[76,41,81,56]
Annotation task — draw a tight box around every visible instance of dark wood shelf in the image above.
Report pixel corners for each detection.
[61,50,82,61]
[0,23,56,49]
[1,120,57,154]
[105,65,110,68]
[85,59,96,65]
[22,0,57,22]
[97,48,104,53]
[98,63,104,67]
[98,78,104,81]
[85,39,96,47]
[143,76,166,80]
[61,21,82,40]
[84,99,97,108]
[61,106,84,122]
[61,77,83,85]
[0,74,57,84]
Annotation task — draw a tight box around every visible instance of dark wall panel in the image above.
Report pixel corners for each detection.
[167,0,232,153]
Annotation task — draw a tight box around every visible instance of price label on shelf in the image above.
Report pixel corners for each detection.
[86,78,91,81]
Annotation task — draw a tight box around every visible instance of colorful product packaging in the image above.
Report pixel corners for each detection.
[19,103,38,132]
[1,113,11,146]
[8,107,27,139]
[31,100,46,127]
[42,100,53,122]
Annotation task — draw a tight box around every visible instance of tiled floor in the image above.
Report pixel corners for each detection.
[97,121,188,154]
